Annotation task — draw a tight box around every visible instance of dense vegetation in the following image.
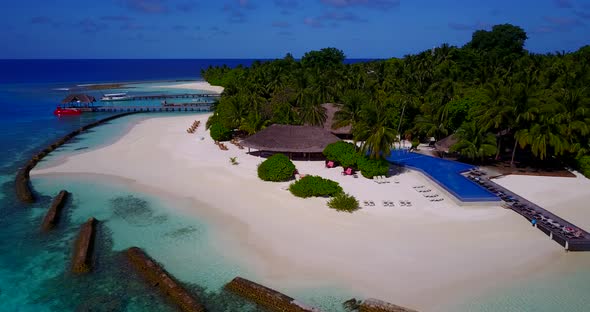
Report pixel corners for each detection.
[322,141,389,178]
[289,176,342,198]
[257,154,296,182]
[327,193,360,212]
[356,157,390,179]
[323,141,358,168]
[203,24,590,176]
[209,122,232,141]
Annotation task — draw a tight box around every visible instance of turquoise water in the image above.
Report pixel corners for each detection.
[1,65,589,311]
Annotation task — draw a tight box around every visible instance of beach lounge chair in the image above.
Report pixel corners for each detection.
[342,167,353,176]
[326,160,335,168]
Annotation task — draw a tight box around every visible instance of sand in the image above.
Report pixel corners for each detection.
[152,81,224,94]
[493,174,590,232]
[31,114,590,311]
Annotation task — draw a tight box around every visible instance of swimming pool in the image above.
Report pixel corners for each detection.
[385,149,500,202]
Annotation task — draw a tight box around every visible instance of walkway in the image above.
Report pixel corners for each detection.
[467,171,590,251]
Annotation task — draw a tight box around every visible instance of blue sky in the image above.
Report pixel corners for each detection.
[0,0,588,59]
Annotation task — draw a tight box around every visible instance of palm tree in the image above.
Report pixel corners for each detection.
[450,122,497,163]
[354,101,398,159]
[332,89,369,131]
[298,101,327,126]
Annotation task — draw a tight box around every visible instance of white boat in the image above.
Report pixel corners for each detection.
[101,93,131,101]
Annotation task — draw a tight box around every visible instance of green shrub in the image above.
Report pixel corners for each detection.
[323,141,357,161]
[289,175,343,198]
[577,156,590,179]
[357,156,390,178]
[257,154,296,182]
[327,193,359,212]
[338,152,359,169]
[411,139,420,150]
[209,122,232,141]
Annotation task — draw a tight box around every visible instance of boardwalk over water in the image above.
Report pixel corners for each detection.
[467,172,590,251]
[92,103,212,113]
[103,93,220,101]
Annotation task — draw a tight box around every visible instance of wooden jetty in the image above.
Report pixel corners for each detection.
[467,172,590,251]
[92,103,212,113]
[125,247,205,312]
[104,93,220,101]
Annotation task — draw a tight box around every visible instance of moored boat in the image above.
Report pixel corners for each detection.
[53,106,81,116]
[100,93,131,101]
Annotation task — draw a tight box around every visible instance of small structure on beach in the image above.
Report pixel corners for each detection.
[61,94,96,107]
[241,124,340,159]
[434,134,458,155]
[321,103,352,137]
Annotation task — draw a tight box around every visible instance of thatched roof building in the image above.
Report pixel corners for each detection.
[321,103,352,135]
[61,94,96,104]
[434,134,458,153]
[241,124,340,153]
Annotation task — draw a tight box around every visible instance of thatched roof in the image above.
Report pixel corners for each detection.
[61,94,96,104]
[434,134,458,153]
[241,124,341,153]
[321,103,352,135]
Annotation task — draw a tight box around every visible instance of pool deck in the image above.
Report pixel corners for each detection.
[468,172,590,251]
[386,150,500,203]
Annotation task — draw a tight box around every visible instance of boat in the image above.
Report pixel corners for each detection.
[53,106,81,116]
[100,93,131,101]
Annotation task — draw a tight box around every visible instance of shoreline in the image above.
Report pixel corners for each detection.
[151,81,224,94]
[31,114,590,311]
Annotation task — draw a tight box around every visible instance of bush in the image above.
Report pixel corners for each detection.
[209,122,232,141]
[323,141,356,161]
[357,157,390,179]
[323,141,358,168]
[338,152,359,169]
[289,176,342,198]
[257,154,296,182]
[577,156,590,179]
[327,193,359,212]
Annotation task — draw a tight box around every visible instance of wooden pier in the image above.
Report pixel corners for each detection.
[467,173,590,251]
[68,103,213,113]
[104,93,220,101]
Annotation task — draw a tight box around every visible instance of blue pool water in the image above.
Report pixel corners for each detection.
[385,149,500,202]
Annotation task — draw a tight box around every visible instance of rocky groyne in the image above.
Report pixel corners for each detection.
[15,112,138,203]
[41,190,69,231]
[359,298,418,312]
[71,217,97,274]
[225,277,321,312]
[125,247,205,312]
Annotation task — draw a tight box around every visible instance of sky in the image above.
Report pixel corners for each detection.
[0,0,588,59]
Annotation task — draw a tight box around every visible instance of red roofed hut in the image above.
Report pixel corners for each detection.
[61,94,96,109]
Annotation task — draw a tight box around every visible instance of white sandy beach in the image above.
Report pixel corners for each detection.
[152,81,224,94]
[31,114,590,311]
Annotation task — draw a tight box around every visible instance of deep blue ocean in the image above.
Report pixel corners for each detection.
[1,59,589,312]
